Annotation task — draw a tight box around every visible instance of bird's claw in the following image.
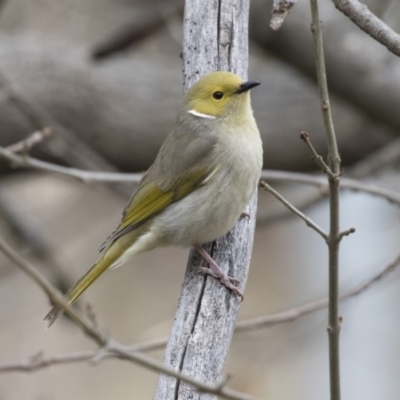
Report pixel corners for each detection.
[196,267,244,301]
[240,212,250,220]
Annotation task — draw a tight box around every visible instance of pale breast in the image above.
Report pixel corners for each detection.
[151,128,263,247]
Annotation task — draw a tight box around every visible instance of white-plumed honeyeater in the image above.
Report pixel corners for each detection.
[45,71,263,327]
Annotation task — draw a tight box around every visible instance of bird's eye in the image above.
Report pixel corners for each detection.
[212,91,224,100]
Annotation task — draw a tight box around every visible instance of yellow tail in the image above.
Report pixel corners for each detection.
[44,253,112,328]
[44,231,141,328]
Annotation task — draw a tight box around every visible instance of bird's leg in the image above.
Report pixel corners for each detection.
[240,211,250,220]
[195,245,243,300]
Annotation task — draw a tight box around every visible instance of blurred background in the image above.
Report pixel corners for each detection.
[0,0,400,398]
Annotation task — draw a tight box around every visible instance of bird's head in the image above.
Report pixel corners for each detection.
[184,71,260,122]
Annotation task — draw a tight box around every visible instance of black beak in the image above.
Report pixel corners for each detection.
[235,81,261,94]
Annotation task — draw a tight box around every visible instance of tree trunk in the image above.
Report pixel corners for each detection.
[154,0,255,399]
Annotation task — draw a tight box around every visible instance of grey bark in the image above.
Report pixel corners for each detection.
[154,1,254,399]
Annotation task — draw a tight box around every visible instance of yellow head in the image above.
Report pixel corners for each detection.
[184,71,260,121]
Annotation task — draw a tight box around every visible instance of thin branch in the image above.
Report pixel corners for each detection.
[309,34,340,171]
[258,134,400,226]
[300,131,335,178]
[0,236,107,346]
[338,227,356,239]
[260,180,328,240]
[1,145,400,207]
[0,350,101,373]
[0,235,262,400]
[310,0,342,399]
[0,337,169,374]
[260,170,400,206]
[331,0,400,58]
[0,146,142,183]
[105,340,263,400]
[2,252,399,373]
[6,128,53,154]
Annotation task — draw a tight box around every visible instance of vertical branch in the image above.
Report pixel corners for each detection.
[155,1,254,399]
[310,1,342,400]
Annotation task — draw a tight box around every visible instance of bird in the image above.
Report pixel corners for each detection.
[44,71,263,328]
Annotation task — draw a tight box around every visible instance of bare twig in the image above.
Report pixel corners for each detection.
[0,337,166,373]
[257,189,325,226]
[0,236,107,345]
[260,180,328,240]
[338,227,356,239]
[0,350,101,373]
[331,0,400,58]
[260,170,400,206]
[259,134,400,226]
[0,344,261,400]
[103,341,263,400]
[300,131,335,178]
[6,128,53,154]
[0,146,142,183]
[270,0,299,30]
[2,251,399,374]
[310,0,342,399]
[0,235,262,400]
[1,145,400,207]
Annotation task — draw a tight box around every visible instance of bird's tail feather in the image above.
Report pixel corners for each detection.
[44,226,154,329]
[44,238,133,329]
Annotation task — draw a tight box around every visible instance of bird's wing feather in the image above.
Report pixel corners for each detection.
[121,167,211,230]
[100,126,217,251]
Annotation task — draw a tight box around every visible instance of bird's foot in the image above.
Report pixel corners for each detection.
[196,267,243,300]
[240,212,250,220]
[195,245,244,301]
